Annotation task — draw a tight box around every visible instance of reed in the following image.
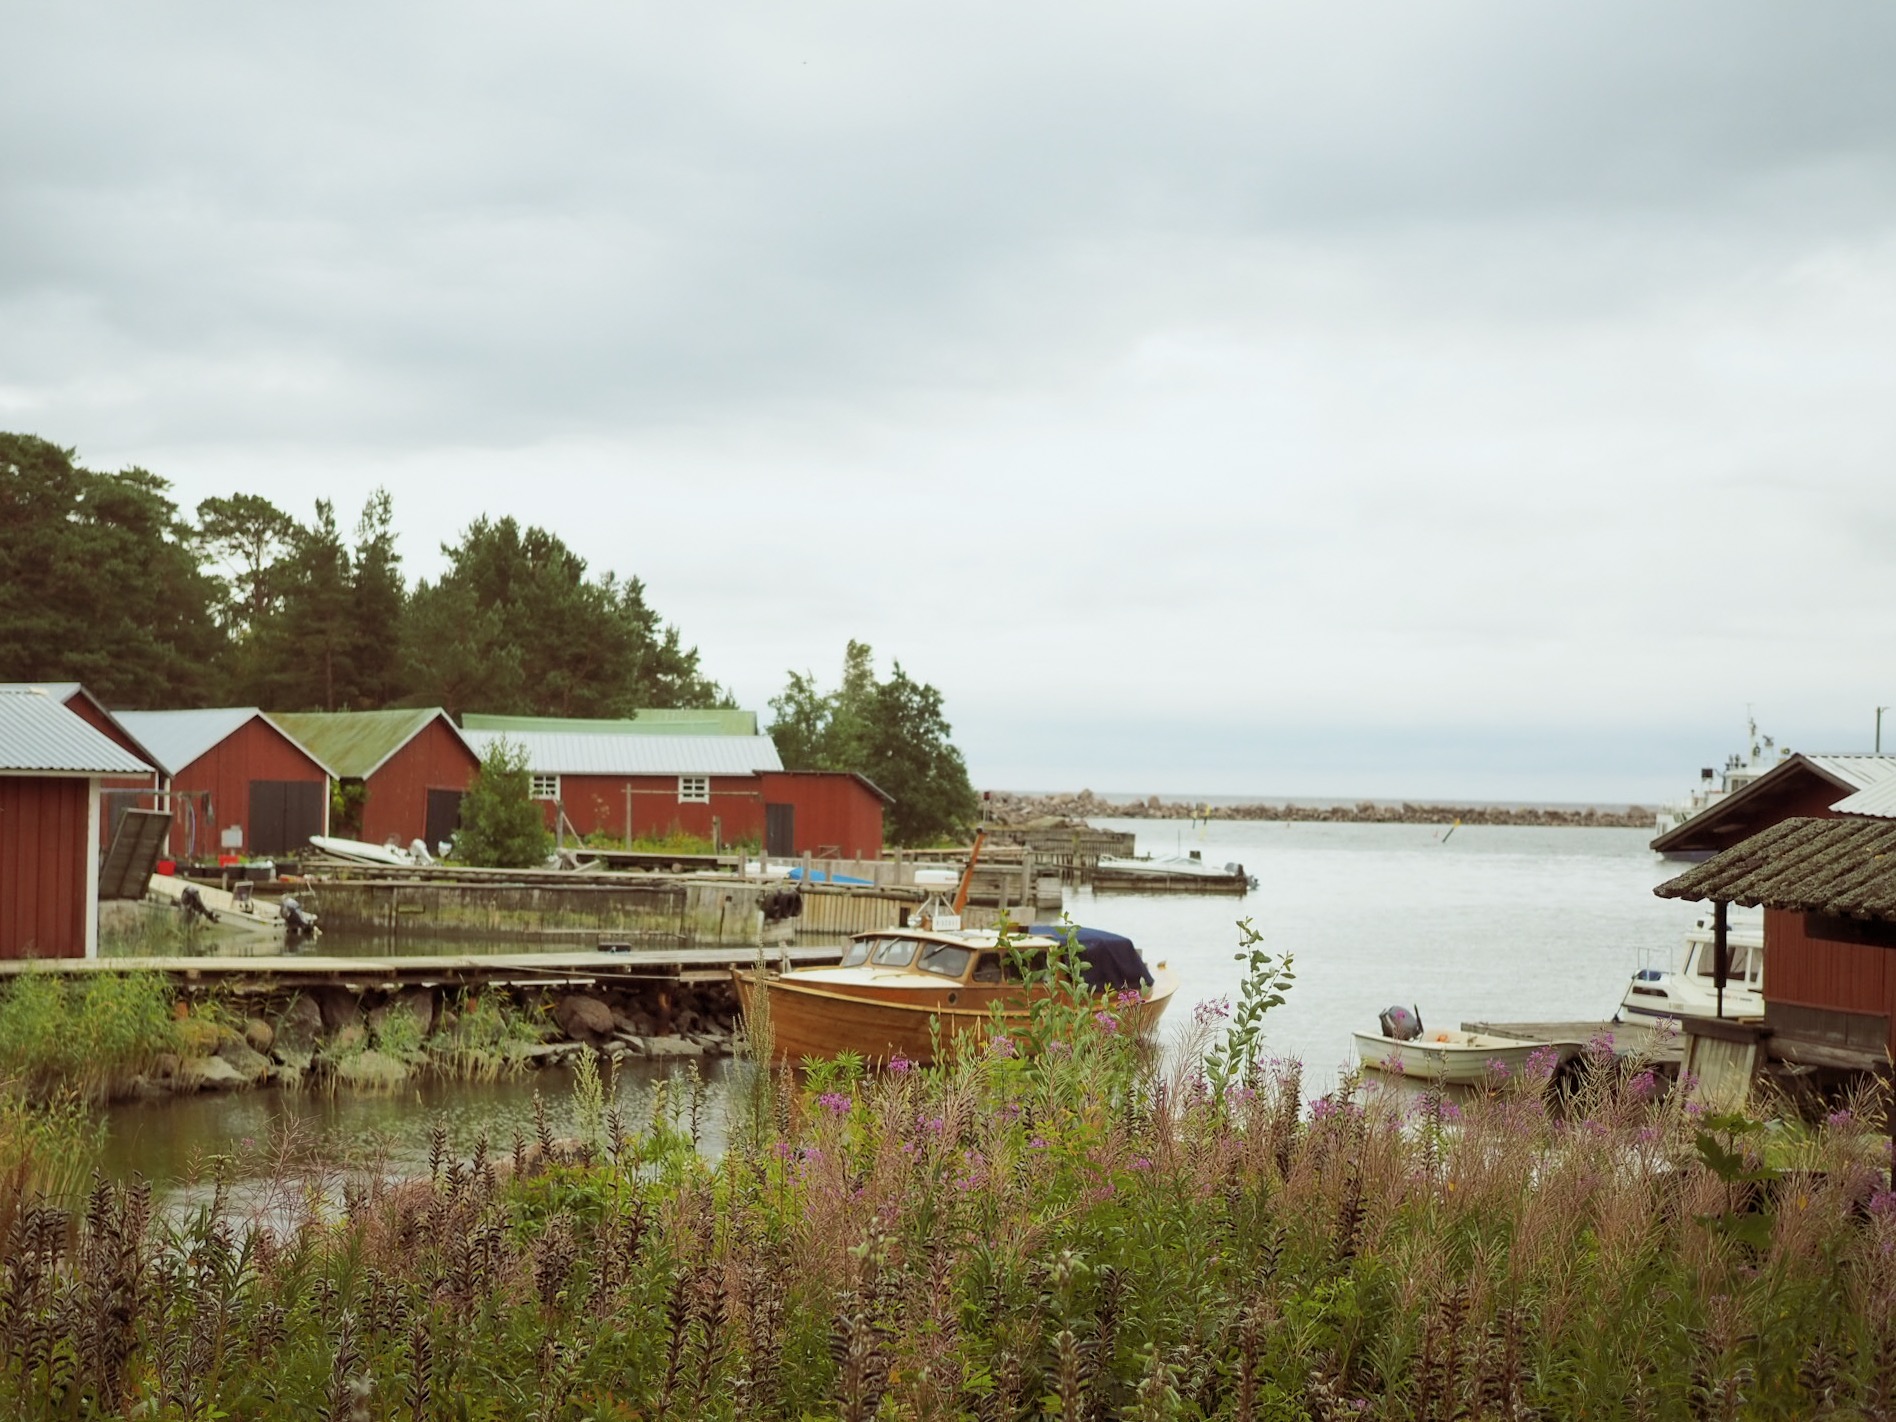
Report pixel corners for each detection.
[0,923,1889,1418]
[0,971,178,1102]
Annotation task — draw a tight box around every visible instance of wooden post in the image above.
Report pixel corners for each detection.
[624,784,632,848]
[712,815,721,852]
[1713,899,1729,1020]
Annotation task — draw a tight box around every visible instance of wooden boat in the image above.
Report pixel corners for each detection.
[733,923,1178,1065]
[1354,1027,1580,1084]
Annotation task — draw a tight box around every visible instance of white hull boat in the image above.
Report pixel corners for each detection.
[308,835,416,868]
[1355,1028,1579,1084]
[1653,716,1788,853]
[1618,907,1764,1022]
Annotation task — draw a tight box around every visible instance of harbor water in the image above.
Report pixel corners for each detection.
[102,819,1695,1194]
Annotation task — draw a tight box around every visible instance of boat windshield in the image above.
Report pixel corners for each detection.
[871,937,918,968]
[1694,943,1757,978]
[971,951,1027,983]
[917,943,971,979]
[839,939,872,968]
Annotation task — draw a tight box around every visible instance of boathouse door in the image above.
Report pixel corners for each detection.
[425,789,465,851]
[248,780,326,856]
[764,803,795,858]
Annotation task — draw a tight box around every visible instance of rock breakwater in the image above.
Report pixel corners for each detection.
[987,789,1654,829]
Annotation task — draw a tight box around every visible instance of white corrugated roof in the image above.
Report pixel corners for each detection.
[115,708,335,778]
[463,729,783,776]
[1803,753,1896,793]
[0,689,153,774]
[1831,777,1896,819]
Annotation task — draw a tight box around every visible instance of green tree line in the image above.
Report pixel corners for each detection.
[2,434,983,843]
[0,433,724,715]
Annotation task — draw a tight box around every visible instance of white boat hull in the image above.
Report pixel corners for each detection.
[308,835,414,867]
[1354,1030,1578,1084]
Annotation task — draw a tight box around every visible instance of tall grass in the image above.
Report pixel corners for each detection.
[0,971,178,1102]
[0,932,1891,1418]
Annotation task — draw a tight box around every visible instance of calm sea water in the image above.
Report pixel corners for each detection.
[101,820,1695,1192]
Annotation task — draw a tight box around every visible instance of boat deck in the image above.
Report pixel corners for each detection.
[1461,1019,1683,1064]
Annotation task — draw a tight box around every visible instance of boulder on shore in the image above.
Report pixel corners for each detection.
[179,1054,248,1091]
[275,995,324,1053]
[555,993,615,1042]
[215,1033,272,1084]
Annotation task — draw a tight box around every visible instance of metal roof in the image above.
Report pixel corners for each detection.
[116,708,336,778]
[0,689,154,774]
[1830,776,1896,819]
[463,709,760,737]
[1656,815,1896,922]
[1800,753,1896,792]
[464,729,783,776]
[0,682,167,773]
[272,708,474,780]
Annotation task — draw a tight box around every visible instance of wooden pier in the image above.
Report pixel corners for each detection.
[0,943,846,995]
[1461,1019,1683,1064]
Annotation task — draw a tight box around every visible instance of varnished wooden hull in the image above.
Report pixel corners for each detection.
[731,967,1178,1065]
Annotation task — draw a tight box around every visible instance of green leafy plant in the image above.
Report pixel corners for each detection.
[1202,917,1296,1101]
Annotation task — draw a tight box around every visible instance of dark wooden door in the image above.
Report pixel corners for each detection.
[425,789,465,851]
[765,803,795,857]
[249,780,325,855]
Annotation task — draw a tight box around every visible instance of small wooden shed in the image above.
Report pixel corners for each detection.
[0,688,155,958]
[116,708,334,858]
[273,708,479,849]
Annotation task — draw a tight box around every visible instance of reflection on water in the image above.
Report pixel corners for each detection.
[100,821,1686,1194]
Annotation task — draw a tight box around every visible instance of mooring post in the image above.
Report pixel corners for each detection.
[1712,899,1729,1020]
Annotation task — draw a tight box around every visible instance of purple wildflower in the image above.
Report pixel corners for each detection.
[1628,1069,1658,1101]
[1115,989,1144,1009]
[817,1091,852,1114]
[1094,1010,1120,1034]
[1870,1190,1896,1218]
[1193,996,1232,1025]
[1130,1156,1153,1171]
[987,1035,1016,1060]
[1826,1108,1855,1130]
[1046,1040,1071,1058]
[888,1053,914,1076]
[1485,1059,1511,1079]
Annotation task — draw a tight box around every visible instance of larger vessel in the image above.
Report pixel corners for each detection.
[1617,905,1765,1022]
[1653,716,1789,854]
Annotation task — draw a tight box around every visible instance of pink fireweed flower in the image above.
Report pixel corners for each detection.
[888,1053,914,1076]
[1094,1011,1120,1033]
[1115,989,1144,1009]
[816,1091,853,1114]
[1382,1053,1407,1076]
[1046,1040,1071,1058]
[987,1035,1016,1060]
[1028,1137,1050,1150]
[1130,1156,1154,1170]
[1826,1108,1855,1130]
[1485,1059,1511,1079]
[1193,997,1232,1025]
[1525,1046,1561,1082]
[1628,1069,1658,1101]
[1869,1189,1896,1218]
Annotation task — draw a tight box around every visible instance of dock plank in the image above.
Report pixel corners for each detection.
[1462,1019,1682,1064]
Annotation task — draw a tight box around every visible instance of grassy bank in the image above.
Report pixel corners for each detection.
[0,936,1891,1418]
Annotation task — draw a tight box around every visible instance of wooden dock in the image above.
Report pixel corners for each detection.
[0,944,845,994]
[1462,1019,1683,1064]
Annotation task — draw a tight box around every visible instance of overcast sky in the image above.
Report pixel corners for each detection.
[5,2,1894,802]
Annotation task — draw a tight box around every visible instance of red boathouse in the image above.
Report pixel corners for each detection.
[117,708,334,858]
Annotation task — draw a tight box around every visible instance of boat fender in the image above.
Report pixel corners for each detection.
[1378,1004,1423,1041]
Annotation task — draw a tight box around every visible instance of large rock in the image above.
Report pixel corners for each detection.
[369,988,435,1046]
[640,1035,705,1059]
[215,1033,273,1084]
[275,995,324,1053]
[334,1049,411,1090]
[311,987,361,1037]
[554,994,615,1042]
[243,1016,275,1054]
[179,1054,249,1091]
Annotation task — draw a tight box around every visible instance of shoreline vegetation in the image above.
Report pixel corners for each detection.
[1,931,1891,1418]
[988,789,1656,829]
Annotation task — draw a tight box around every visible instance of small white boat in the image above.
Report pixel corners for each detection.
[1094,851,1257,892]
[307,835,415,868]
[1354,1027,1580,1084]
[1653,716,1789,854]
[1618,906,1764,1022]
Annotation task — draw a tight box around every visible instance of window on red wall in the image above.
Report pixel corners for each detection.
[679,776,709,803]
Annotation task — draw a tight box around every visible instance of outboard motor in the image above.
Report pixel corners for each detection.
[1379,1004,1423,1041]
[280,895,317,938]
[178,884,218,924]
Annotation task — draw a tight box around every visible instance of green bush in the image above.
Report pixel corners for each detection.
[455,737,553,868]
[0,971,178,1102]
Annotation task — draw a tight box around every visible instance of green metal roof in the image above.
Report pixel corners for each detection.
[272,708,471,779]
[462,709,759,737]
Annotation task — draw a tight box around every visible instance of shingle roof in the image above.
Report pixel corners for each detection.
[463,709,760,737]
[0,689,153,775]
[1655,815,1896,922]
[272,708,473,780]
[463,729,782,776]
[116,708,336,778]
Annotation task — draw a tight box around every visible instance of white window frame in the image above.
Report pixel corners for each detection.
[678,775,710,804]
[530,774,561,801]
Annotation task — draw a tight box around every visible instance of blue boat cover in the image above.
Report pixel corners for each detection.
[785,867,873,885]
[1027,924,1154,990]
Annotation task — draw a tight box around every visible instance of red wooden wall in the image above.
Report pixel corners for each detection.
[549,775,765,843]
[360,720,480,847]
[759,772,886,859]
[168,717,329,858]
[59,694,160,788]
[1764,906,1896,1056]
[0,776,90,959]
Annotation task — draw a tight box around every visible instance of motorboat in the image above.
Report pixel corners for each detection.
[1354,1021,1580,1084]
[732,921,1177,1065]
[1618,906,1765,1022]
[1653,716,1790,853]
[308,835,421,868]
[1093,850,1257,892]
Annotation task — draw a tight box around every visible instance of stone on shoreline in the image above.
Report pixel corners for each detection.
[244,1016,275,1054]
[639,1035,704,1059]
[179,1054,249,1091]
[215,1032,273,1084]
[554,993,615,1042]
[275,995,324,1054]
